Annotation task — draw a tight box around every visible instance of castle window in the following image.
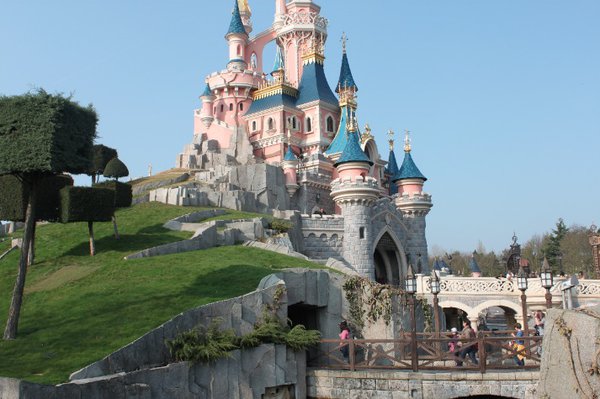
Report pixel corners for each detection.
[306,117,312,132]
[239,103,244,111]
[359,227,365,239]
[214,106,216,114]
[290,116,297,130]
[326,116,334,132]
[237,44,242,56]
[220,104,224,113]
[252,120,257,131]
[229,103,233,111]
[267,118,274,130]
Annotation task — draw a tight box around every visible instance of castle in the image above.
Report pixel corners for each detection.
[175,0,433,284]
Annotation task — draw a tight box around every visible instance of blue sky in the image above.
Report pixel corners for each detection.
[1,0,599,254]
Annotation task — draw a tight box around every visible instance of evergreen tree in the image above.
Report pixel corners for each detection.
[0,91,97,340]
[543,218,569,270]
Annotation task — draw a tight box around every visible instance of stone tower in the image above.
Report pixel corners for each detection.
[393,131,433,272]
[330,118,380,279]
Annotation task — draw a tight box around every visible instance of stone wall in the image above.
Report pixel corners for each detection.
[300,215,344,261]
[306,369,539,399]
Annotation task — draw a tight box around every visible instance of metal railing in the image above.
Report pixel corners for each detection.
[308,331,543,373]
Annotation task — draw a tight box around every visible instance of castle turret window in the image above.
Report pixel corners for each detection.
[239,103,244,111]
[229,103,233,111]
[359,227,365,239]
[252,121,257,131]
[267,118,274,130]
[326,116,334,132]
[220,104,224,113]
[306,117,312,132]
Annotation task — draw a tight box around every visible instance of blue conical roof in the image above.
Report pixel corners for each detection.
[336,52,358,93]
[433,258,442,271]
[469,256,482,273]
[226,0,247,36]
[387,149,399,195]
[284,145,297,161]
[335,131,372,166]
[201,83,212,97]
[325,106,351,155]
[395,151,427,181]
[296,59,338,106]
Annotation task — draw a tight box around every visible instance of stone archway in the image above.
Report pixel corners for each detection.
[372,228,406,286]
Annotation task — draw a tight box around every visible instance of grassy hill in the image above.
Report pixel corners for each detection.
[0,203,322,384]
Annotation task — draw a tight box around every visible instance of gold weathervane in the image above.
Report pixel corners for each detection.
[388,129,395,151]
[238,0,251,15]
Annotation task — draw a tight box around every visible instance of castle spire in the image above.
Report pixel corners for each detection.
[226,0,247,37]
[396,132,426,182]
[336,34,358,94]
[404,129,412,153]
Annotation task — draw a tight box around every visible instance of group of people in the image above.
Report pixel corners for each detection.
[447,320,478,366]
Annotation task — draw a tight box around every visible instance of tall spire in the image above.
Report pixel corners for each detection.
[226,0,247,37]
[336,33,358,93]
[273,45,284,72]
[395,130,427,181]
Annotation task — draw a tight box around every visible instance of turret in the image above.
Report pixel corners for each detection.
[330,118,379,279]
[282,131,299,197]
[386,130,400,195]
[469,252,482,278]
[199,83,215,127]
[393,131,431,208]
[274,0,287,29]
[225,0,248,71]
[272,45,285,83]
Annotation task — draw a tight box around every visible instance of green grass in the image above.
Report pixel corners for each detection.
[0,202,321,384]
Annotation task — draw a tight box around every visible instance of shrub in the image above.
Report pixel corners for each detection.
[93,181,132,208]
[0,90,97,175]
[103,157,129,180]
[0,174,73,222]
[270,219,293,233]
[88,144,117,176]
[60,186,114,223]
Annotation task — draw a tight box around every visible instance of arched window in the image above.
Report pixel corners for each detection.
[220,104,224,113]
[239,103,244,111]
[326,116,334,132]
[306,117,312,132]
[252,121,257,131]
[250,53,258,69]
[229,103,233,111]
[268,118,274,130]
[291,116,297,130]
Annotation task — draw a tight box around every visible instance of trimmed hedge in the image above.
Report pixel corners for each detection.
[103,157,129,180]
[0,91,97,175]
[89,144,118,176]
[0,174,73,222]
[93,181,132,208]
[60,186,114,223]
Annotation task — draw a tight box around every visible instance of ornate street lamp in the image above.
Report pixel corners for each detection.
[430,270,441,334]
[429,270,442,355]
[405,263,418,372]
[517,266,529,338]
[540,257,554,309]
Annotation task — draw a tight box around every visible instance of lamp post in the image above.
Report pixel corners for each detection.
[405,263,418,372]
[429,270,441,355]
[517,266,529,338]
[540,257,554,309]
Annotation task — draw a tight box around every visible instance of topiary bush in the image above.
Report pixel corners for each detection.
[93,181,132,208]
[103,157,129,181]
[0,174,73,222]
[0,90,97,175]
[60,186,114,223]
[270,219,293,234]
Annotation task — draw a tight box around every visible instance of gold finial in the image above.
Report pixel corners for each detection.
[238,0,251,15]
[404,129,411,153]
[341,32,348,53]
[388,129,395,151]
[361,123,373,144]
[346,115,358,134]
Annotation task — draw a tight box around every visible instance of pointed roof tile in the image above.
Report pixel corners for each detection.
[395,151,427,181]
[226,0,247,36]
[284,145,298,161]
[201,83,212,97]
[336,52,358,93]
[469,256,482,273]
[335,131,372,166]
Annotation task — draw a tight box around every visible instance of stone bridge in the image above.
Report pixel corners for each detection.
[415,275,600,326]
[307,369,539,399]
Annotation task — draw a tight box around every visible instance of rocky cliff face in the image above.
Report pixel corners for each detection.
[538,305,600,398]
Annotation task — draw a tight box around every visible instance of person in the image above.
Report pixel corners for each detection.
[448,327,460,366]
[339,321,351,362]
[457,320,478,366]
[512,323,525,366]
[534,310,545,327]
